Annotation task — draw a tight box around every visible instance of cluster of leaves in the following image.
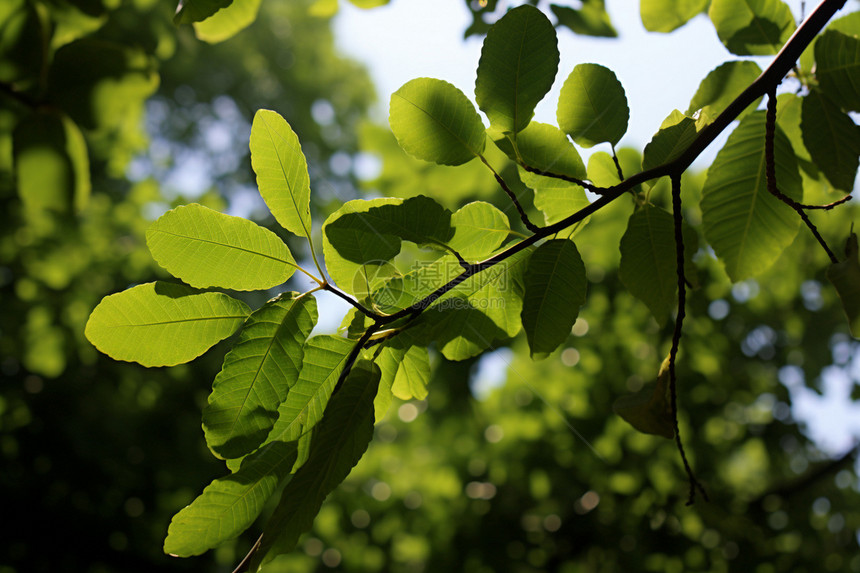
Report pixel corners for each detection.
[82,0,859,569]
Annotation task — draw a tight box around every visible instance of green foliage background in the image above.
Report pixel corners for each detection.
[2,1,860,572]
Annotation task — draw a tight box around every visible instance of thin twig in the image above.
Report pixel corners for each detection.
[764,90,840,264]
[479,154,540,232]
[322,282,384,321]
[669,174,708,505]
[518,163,608,195]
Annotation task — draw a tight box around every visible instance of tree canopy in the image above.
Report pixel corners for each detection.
[2,1,860,572]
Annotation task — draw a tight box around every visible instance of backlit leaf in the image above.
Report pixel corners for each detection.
[686,60,763,121]
[640,0,707,33]
[448,201,511,261]
[202,293,317,460]
[85,282,250,367]
[701,112,802,282]
[521,239,587,357]
[801,90,860,192]
[146,203,297,291]
[163,441,298,557]
[708,0,795,56]
[550,1,617,38]
[193,0,261,43]
[253,361,380,567]
[557,63,628,147]
[827,233,860,338]
[613,356,674,439]
[174,0,232,25]
[815,29,860,113]
[475,4,558,134]
[389,78,486,165]
[250,109,313,241]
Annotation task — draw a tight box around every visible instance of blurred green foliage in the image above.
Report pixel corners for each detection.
[1,0,859,572]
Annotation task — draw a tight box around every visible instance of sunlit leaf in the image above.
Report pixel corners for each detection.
[514,121,586,180]
[613,356,674,439]
[13,109,90,215]
[521,239,587,357]
[642,111,700,173]
[389,77,486,165]
[250,109,313,241]
[174,0,233,25]
[557,63,629,148]
[85,282,250,367]
[640,0,707,33]
[202,293,317,460]
[163,441,298,557]
[619,205,698,326]
[475,4,558,135]
[801,90,860,192]
[146,203,297,291]
[264,334,356,467]
[686,60,763,121]
[708,0,795,56]
[550,1,617,38]
[815,29,860,113]
[253,361,380,567]
[193,0,261,43]
[827,233,860,339]
[701,112,802,282]
[448,201,511,261]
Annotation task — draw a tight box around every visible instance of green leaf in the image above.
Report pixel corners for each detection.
[642,111,701,173]
[613,356,674,439]
[801,91,860,192]
[389,344,430,401]
[193,0,261,43]
[253,361,380,567]
[701,112,802,282]
[448,201,511,262]
[250,109,313,241]
[815,29,860,113]
[686,60,763,121]
[389,78,487,166]
[521,239,587,357]
[85,282,250,367]
[550,1,617,38]
[640,0,707,33]
[557,63,629,148]
[0,0,45,86]
[322,198,401,298]
[708,0,796,56]
[202,293,317,460]
[264,335,356,467]
[827,233,860,338]
[514,121,586,180]
[13,110,90,215]
[619,205,699,326]
[775,93,811,163]
[163,440,298,557]
[174,0,233,25]
[146,203,297,291]
[475,4,558,135]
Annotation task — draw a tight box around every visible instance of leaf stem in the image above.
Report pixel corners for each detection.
[478,153,540,232]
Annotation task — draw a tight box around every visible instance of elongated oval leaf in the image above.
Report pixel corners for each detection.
[202,293,318,460]
[701,112,802,282]
[146,203,297,291]
[85,282,250,367]
[475,4,558,135]
[389,78,486,166]
[163,440,297,557]
[521,239,587,357]
[827,233,860,338]
[686,60,763,121]
[801,91,860,192]
[193,0,261,43]
[640,0,707,33]
[815,29,860,113]
[619,205,699,326]
[250,109,313,241]
[557,63,629,148]
[708,0,795,56]
[253,361,380,567]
